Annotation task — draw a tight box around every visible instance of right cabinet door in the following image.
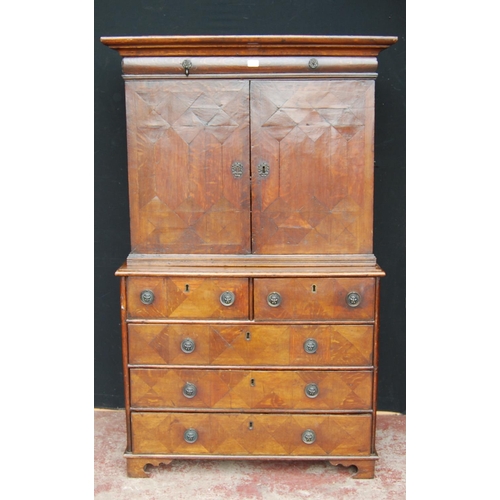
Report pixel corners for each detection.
[251,80,375,255]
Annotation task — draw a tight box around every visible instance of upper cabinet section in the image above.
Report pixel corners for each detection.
[102,36,397,257]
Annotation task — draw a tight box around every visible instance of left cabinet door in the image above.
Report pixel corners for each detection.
[125,80,251,254]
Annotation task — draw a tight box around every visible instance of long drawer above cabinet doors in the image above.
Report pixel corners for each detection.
[128,323,374,367]
[130,368,373,410]
[126,277,249,319]
[254,278,375,321]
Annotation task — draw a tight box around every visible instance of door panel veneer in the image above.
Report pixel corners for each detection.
[251,80,374,255]
[125,79,251,254]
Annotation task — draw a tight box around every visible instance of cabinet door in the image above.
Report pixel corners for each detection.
[251,80,374,255]
[125,80,250,254]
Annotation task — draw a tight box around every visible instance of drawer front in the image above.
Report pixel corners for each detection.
[130,369,373,410]
[254,278,375,320]
[128,324,374,367]
[126,277,249,319]
[131,412,372,456]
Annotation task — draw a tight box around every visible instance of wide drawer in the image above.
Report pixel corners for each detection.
[128,324,374,367]
[254,278,375,320]
[126,277,249,319]
[131,412,372,456]
[130,368,373,410]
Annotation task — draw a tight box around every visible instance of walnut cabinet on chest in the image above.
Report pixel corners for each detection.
[101,35,397,479]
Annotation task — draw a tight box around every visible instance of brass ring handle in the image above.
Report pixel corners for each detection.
[180,338,196,354]
[308,58,319,69]
[220,291,235,307]
[184,428,198,443]
[305,383,319,398]
[303,338,318,354]
[302,429,316,444]
[140,289,154,305]
[182,382,197,398]
[267,292,282,307]
[346,291,361,307]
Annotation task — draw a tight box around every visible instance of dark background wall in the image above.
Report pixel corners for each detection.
[95,0,405,413]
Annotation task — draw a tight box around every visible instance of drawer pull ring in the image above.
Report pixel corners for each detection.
[305,383,319,398]
[302,429,316,444]
[184,428,198,443]
[182,382,197,398]
[304,338,318,354]
[220,291,235,307]
[267,292,282,307]
[180,338,196,354]
[346,291,361,307]
[308,58,319,70]
[181,59,192,76]
[140,289,155,305]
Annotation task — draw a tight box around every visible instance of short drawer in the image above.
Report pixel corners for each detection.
[126,277,249,319]
[130,368,373,410]
[254,278,375,321]
[131,412,372,456]
[128,324,374,367]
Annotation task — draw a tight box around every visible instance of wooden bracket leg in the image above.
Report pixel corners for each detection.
[127,458,173,478]
[329,460,375,479]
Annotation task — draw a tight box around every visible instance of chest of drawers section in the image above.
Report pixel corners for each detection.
[118,268,382,478]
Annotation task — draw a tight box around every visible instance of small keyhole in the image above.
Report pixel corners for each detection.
[250,378,255,387]
[312,284,317,293]
[185,284,190,292]
[249,421,253,430]
[246,332,251,341]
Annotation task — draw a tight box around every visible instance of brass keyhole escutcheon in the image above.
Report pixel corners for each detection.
[182,59,192,76]
[257,161,270,178]
[231,161,244,178]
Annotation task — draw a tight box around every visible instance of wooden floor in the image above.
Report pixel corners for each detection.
[94,409,405,499]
